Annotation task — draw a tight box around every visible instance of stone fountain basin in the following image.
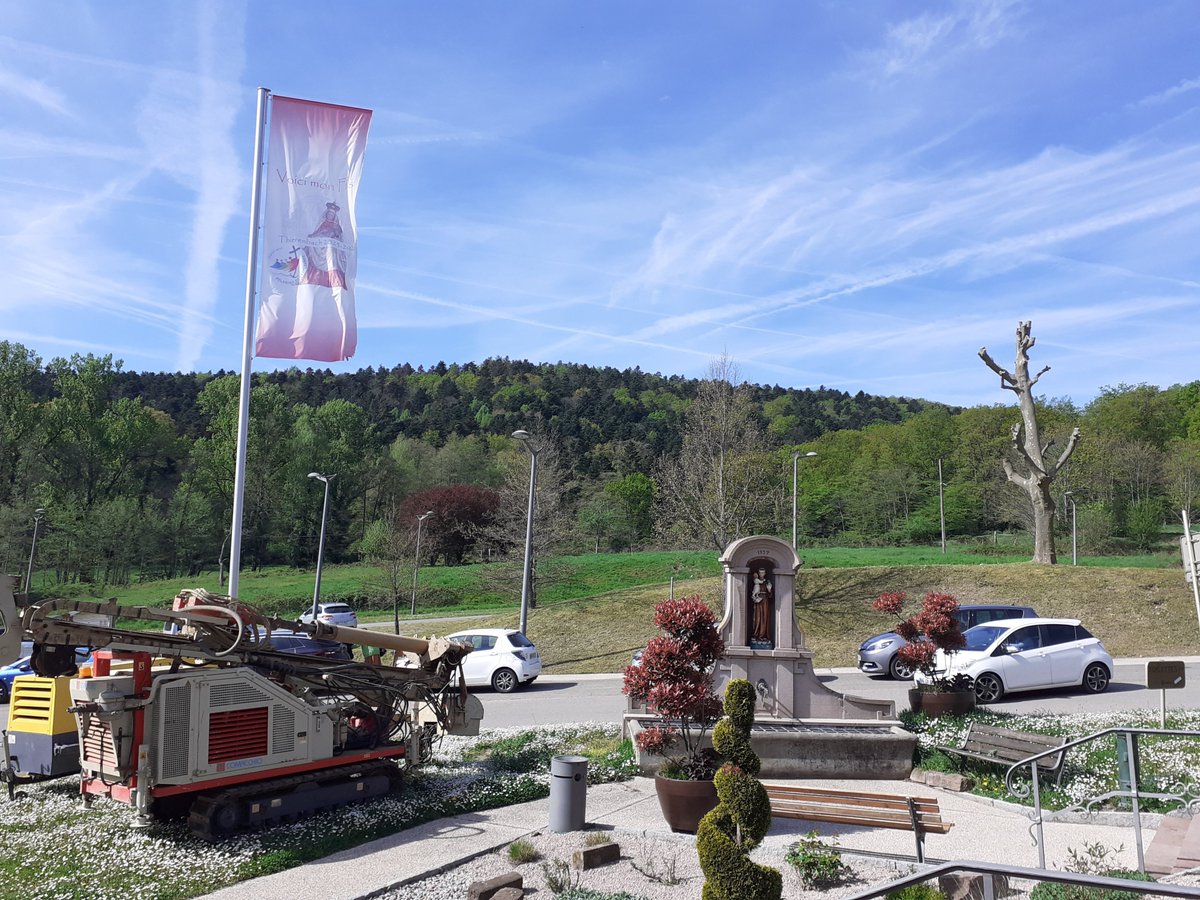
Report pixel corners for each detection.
[625,716,917,779]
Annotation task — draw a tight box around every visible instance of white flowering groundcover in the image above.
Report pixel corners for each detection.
[0,723,637,900]
[907,707,1200,810]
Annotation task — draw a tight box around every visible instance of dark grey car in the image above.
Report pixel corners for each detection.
[857,604,1038,679]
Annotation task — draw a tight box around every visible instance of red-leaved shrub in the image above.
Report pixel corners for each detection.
[623,595,724,779]
[873,590,966,684]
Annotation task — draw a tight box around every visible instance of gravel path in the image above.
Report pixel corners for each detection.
[377,829,906,900]
[374,831,1200,900]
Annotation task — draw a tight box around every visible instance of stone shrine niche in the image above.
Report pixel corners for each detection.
[625,535,909,780]
[718,535,804,653]
[746,558,776,650]
[715,534,894,723]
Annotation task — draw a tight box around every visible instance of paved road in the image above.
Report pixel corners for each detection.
[472,660,1200,729]
[8,660,1196,728]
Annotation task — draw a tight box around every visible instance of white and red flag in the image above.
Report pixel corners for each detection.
[256,96,372,362]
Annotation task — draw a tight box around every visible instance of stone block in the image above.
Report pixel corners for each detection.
[572,842,620,870]
[923,771,974,792]
[938,872,1011,899]
[910,768,928,783]
[467,871,523,900]
[489,890,523,900]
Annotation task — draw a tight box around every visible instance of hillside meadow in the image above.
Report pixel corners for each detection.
[441,563,1193,673]
[30,547,1192,672]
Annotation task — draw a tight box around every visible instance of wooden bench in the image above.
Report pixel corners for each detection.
[763,784,951,862]
[937,724,1068,786]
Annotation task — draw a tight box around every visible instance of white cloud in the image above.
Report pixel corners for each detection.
[135,2,246,371]
[1133,75,1200,108]
[0,65,71,117]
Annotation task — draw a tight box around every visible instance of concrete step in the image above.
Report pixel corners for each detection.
[1145,816,1189,875]
[1172,815,1200,871]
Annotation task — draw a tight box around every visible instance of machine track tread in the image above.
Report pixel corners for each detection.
[188,758,402,840]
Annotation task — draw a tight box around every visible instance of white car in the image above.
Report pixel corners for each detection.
[914,617,1113,703]
[298,602,358,628]
[447,628,541,693]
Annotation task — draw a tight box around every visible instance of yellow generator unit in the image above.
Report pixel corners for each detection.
[2,674,80,792]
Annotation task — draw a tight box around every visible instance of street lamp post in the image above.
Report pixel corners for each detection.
[24,508,45,596]
[308,473,335,620]
[512,430,540,635]
[409,510,433,617]
[938,458,946,555]
[1064,491,1077,566]
[791,451,817,551]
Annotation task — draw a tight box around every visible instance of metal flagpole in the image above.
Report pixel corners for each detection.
[228,86,270,598]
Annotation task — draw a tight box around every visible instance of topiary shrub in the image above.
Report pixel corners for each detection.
[696,679,781,900]
[887,884,946,900]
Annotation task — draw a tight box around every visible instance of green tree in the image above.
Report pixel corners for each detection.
[1086,383,1180,450]
[0,341,43,506]
[605,473,656,546]
[1126,498,1164,550]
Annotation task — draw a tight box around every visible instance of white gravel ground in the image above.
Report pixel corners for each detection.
[377,829,909,900]
[375,831,1200,900]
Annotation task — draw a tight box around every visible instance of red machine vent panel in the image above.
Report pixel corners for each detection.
[208,707,269,764]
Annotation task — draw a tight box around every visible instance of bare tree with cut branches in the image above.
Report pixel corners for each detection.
[655,355,774,551]
[978,321,1081,563]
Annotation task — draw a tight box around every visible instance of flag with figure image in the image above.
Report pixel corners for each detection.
[256,95,372,362]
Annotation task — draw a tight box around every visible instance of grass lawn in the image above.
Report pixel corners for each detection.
[0,725,637,900]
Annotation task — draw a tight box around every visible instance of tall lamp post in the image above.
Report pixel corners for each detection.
[25,507,46,596]
[512,430,540,635]
[791,451,817,551]
[409,510,433,617]
[938,458,946,555]
[308,472,335,620]
[1064,491,1077,566]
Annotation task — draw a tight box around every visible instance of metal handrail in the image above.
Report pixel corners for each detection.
[1001,727,1200,871]
[843,859,1200,899]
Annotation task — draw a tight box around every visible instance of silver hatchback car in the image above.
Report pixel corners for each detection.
[858,603,1038,679]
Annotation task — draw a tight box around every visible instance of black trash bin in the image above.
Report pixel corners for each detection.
[549,754,588,833]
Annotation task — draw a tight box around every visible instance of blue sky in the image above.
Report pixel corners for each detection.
[3,1,1199,407]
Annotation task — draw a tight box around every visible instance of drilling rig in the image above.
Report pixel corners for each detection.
[0,575,482,838]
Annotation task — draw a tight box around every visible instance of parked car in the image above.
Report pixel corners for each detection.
[913,617,1113,703]
[298,602,358,628]
[858,604,1038,680]
[445,628,541,693]
[0,647,91,703]
[254,628,352,660]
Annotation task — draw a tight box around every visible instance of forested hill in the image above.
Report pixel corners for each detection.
[109,359,937,470]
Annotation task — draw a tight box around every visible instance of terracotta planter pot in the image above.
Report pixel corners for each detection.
[654,774,718,833]
[911,689,976,718]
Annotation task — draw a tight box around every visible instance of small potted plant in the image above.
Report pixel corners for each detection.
[872,591,974,717]
[623,594,725,832]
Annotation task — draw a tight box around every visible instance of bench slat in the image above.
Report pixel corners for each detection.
[770,804,952,832]
[765,784,941,806]
[768,793,943,815]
